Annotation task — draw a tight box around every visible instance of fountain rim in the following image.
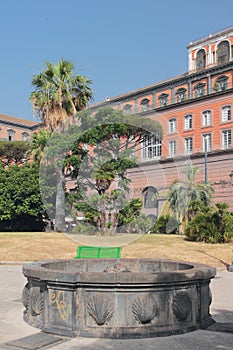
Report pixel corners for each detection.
[22,258,216,285]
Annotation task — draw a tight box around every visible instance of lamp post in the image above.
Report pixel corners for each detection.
[228,171,233,271]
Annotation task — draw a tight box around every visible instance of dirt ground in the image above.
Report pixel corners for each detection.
[0,232,232,268]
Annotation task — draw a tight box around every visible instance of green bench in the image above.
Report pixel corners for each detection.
[75,245,122,259]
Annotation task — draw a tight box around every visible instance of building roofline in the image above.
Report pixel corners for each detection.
[187,25,233,48]
[90,61,233,109]
[0,114,40,130]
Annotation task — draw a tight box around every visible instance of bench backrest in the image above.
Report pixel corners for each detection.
[75,246,121,259]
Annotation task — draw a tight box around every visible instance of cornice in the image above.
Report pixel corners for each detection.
[90,62,233,108]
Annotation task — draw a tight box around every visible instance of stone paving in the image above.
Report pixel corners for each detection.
[0,264,233,350]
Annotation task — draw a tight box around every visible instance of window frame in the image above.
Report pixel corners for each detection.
[221,105,231,122]
[184,114,193,130]
[159,93,168,107]
[217,41,230,65]
[142,134,162,160]
[195,83,206,97]
[215,75,228,91]
[123,104,132,114]
[169,140,177,158]
[169,118,177,133]
[222,129,232,149]
[7,129,15,142]
[202,110,211,126]
[185,137,193,155]
[140,98,150,112]
[176,88,186,103]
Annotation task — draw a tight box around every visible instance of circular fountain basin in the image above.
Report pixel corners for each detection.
[22,259,216,338]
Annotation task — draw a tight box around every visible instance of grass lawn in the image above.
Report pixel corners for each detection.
[0,231,232,268]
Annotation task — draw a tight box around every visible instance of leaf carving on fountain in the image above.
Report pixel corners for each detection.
[132,294,159,324]
[172,291,191,321]
[87,294,114,325]
[22,283,30,310]
[31,291,44,316]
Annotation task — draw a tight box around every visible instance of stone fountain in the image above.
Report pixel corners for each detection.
[22,258,216,338]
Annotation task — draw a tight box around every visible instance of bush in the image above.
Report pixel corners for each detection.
[185,203,233,243]
[151,215,180,234]
[125,213,152,234]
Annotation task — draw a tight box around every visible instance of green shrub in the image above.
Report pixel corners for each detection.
[151,215,180,234]
[185,203,233,243]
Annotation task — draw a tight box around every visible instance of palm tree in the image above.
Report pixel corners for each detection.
[27,129,51,164]
[167,165,213,232]
[29,59,93,231]
[30,59,93,131]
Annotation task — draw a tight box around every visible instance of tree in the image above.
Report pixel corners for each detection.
[68,107,162,234]
[0,141,30,166]
[27,129,51,164]
[29,60,93,231]
[167,165,213,232]
[0,164,47,231]
[30,59,93,132]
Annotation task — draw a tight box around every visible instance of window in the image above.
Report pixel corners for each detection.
[169,118,177,133]
[143,186,158,208]
[142,134,162,159]
[159,93,168,107]
[22,132,29,141]
[203,134,211,152]
[184,114,193,129]
[123,104,132,114]
[169,140,176,157]
[185,137,193,155]
[222,130,231,149]
[214,76,228,91]
[195,83,205,97]
[222,106,231,122]
[176,88,186,103]
[202,110,211,126]
[141,98,150,112]
[217,41,230,64]
[7,129,15,141]
[196,49,206,70]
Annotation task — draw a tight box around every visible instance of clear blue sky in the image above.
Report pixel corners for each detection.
[1,0,233,121]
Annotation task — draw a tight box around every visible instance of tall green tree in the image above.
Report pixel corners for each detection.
[0,164,47,231]
[167,165,213,232]
[29,60,93,231]
[68,107,163,234]
[30,59,93,131]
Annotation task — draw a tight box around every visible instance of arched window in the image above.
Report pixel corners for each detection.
[194,83,205,97]
[123,104,132,114]
[196,49,206,70]
[215,75,228,91]
[176,88,186,103]
[140,98,150,112]
[22,132,29,141]
[159,93,168,107]
[217,41,230,64]
[202,110,211,126]
[142,186,158,208]
[222,106,231,122]
[7,129,15,141]
[169,118,177,133]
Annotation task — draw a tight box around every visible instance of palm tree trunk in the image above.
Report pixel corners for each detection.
[55,166,66,232]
